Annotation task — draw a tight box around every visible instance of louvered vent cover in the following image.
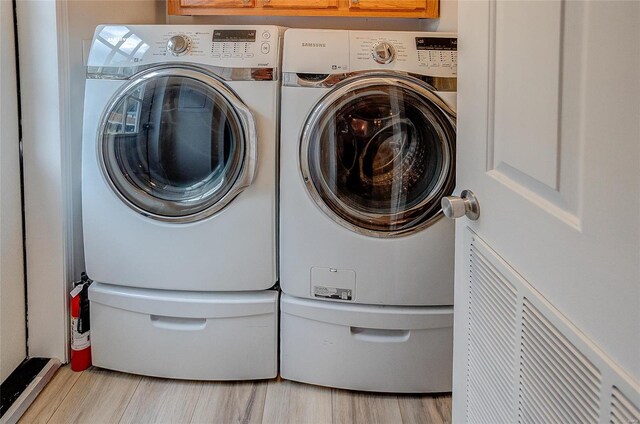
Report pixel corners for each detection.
[610,386,640,424]
[519,300,601,424]
[466,243,518,424]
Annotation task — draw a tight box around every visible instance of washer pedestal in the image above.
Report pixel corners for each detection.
[89,283,278,380]
[280,294,453,393]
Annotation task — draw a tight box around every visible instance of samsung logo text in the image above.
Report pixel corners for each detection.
[301,43,326,48]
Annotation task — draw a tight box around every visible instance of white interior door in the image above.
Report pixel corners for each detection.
[452,0,640,422]
[0,0,27,383]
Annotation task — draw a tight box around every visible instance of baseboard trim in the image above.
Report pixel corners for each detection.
[0,359,61,424]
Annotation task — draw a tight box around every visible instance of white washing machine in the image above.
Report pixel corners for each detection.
[279,29,457,392]
[82,25,284,380]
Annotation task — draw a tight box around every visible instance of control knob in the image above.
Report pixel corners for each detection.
[371,41,396,65]
[167,35,191,56]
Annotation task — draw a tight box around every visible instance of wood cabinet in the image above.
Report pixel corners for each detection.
[169,0,438,18]
[179,0,254,8]
[348,0,426,11]
[261,0,338,9]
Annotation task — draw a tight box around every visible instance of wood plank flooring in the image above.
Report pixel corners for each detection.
[19,366,451,424]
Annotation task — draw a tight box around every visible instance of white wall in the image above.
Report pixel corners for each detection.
[426,0,457,32]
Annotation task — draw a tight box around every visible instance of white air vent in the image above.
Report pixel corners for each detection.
[519,300,601,424]
[465,243,518,424]
[457,232,639,424]
[610,386,640,424]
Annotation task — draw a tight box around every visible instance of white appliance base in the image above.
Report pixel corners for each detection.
[89,283,278,380]
[280,294,453,393]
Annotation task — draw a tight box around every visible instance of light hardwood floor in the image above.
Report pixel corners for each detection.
[19,366,452,424]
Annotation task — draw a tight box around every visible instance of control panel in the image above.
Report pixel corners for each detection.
[210,28,274,60]
[87,25,281,70]
[416,37,457,73]
[352,34,410,66]
[348,31,457,78]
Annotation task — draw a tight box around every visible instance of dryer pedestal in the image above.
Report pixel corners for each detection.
[89,283,278,380]
[280,294,453,393]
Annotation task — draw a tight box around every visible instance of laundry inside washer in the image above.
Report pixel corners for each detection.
[305,79,455,232]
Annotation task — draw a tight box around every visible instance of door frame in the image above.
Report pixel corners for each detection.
[1,0,27,381]
[15,0,74,362]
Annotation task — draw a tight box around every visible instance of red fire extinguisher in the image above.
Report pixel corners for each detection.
[70,273,92,371]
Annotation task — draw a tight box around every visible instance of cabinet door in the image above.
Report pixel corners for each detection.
[261,0,337,8]
[180,0,254,7]
[349,0,426,11]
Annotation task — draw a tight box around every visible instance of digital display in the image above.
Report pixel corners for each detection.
[212,30,256,42]
[416,37,457,51]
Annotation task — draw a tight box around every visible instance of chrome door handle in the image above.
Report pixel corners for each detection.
[441,190,480,221]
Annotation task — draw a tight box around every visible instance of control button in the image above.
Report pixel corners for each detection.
[166,35,191,56]
[212,53,221,58]
[232,53,242,58]
[222,53,231,58]
[261,43,270,54]
[245,53,254,58]
[371,41,396,65]
[262,31,271,39]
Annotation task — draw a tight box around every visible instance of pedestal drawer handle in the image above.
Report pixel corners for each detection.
[150,315,207,331]
[350,327,410,342]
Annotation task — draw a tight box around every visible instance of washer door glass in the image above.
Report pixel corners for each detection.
[301,74,456,237]
[100,67,255,223]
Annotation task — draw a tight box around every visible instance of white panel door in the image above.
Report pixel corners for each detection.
[0,0,27,383]
[452,0,640,422]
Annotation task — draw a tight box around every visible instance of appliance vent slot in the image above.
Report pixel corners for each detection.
[519,300,601,424]
[610,386,640,424]
[466,243,518,424]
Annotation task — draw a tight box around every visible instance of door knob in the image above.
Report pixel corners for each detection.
[441,190,480,220]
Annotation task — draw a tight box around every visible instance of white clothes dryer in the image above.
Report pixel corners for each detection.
[83,25,283,292]
[279,29,457,392]
[82,25,284,380]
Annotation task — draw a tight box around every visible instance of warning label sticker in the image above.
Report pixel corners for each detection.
[313,286,353,301]
[71,317,91,350]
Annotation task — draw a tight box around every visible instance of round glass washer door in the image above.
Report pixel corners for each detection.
[300,73,456,238]
[98,66,256,223]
